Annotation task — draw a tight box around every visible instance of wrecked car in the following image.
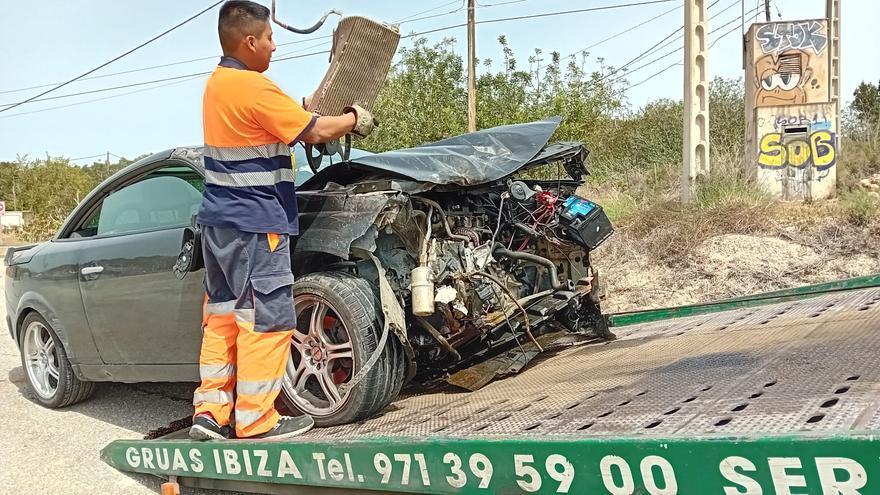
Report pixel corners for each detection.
[5,117,613,426]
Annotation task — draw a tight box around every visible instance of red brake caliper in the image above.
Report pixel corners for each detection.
[324,315,353,383]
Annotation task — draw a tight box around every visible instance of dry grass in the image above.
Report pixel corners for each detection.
[589,147,880,312]
[608,154,772,267]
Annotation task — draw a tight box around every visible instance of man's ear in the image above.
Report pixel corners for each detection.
[245,34,258,53]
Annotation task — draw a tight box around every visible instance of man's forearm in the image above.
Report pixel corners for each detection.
[300,113,356,144]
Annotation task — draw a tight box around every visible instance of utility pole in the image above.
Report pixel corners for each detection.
[466,0,477,133]
[106,151,111,179]
[682,0,710,202]
[764,0,771,21]
[826,0,841,141]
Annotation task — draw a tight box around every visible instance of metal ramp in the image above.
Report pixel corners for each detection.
[103,287,880,494]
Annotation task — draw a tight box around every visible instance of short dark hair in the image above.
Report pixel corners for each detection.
[218,1,271,52]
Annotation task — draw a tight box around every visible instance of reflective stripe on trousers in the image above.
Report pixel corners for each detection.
[192,389,234,405]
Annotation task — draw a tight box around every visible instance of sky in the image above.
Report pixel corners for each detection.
[0,0,877,162]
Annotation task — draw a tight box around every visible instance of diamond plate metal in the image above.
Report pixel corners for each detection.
[300,288,880,439]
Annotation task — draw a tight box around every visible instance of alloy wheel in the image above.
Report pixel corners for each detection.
[22,321,60,400]
[283,295,356,417]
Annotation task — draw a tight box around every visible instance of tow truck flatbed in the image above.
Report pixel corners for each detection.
[103,286,880,494]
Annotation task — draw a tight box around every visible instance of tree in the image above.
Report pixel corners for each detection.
[851,80,880,129]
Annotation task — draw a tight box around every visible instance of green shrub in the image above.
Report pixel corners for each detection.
[839,189,880,225]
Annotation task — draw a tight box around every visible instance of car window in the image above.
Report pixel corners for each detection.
[73,166,203,238]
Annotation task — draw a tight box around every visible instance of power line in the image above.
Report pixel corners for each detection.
[393,0,467,25]
[0,55,219,96]
[0,0,471,97]
[401,0,678,39]
[476,0,530,7]
[0,73,212,107]
[394,0,463,23]
[600,0,736,80]
[627,62,681,88]
[0,1,224,114]
[563,3,682,59]
[603,0,760,84]
[476,0,678,26]
[4,0,686,107]
[709,18,745,48]
[0,46,331,108]
[0,50,331,119]
[628,14,747,89]
[3,0,696,116]
[69,153,108,162]
[615,7,760,82]
[623,4,762,89]
[0,75,207,120]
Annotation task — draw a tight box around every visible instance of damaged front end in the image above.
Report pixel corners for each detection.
[293,118,614,390]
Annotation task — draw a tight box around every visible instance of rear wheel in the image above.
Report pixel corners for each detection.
[281,272,405,426]
[19,312,95,408]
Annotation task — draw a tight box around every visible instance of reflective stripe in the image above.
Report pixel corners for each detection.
[234,308,255,324]
[204,168,294,188]
[234,408,268,428]
[192,389,233,405]
[204,143,291,161]
[200,363,236,380]
[206,300,236,315]
[237,377,283,397]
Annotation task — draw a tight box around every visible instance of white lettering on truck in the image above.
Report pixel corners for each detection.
[816,457,867,495]
[720,456,762,495]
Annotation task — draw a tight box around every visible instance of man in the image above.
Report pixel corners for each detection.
[189,0,374,441]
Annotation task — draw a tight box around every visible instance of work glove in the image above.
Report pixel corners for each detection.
[343,104,377,138]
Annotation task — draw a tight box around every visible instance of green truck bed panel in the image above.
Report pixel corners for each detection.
[103,287,880,494]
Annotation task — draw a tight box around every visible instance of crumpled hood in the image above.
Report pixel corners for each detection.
[346,117,562,186]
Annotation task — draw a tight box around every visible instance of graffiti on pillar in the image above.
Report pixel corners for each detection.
[754,51,817,105]
[755,21,827,55]
[751,21,828,107]
[757,130,837,172]
[756,107,833,132]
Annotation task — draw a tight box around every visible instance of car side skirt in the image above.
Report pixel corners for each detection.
[74,364,200,383]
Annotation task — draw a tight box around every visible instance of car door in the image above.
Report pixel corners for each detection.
[74,162,205,364]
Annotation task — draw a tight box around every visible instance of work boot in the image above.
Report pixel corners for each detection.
[249,415,315,440]
[189,414,233,440]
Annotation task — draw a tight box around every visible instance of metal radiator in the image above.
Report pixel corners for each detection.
[305,16,400,116]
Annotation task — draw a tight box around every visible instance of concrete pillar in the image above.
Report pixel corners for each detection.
[682,0,710,202]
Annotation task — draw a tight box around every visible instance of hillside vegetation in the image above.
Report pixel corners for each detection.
[2,38,879,309]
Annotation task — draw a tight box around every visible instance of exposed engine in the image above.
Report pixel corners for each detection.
[368,178,614,380]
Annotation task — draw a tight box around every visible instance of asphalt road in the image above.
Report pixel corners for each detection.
[0,265,237,494]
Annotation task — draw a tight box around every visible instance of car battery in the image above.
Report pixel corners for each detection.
[559,195,614,250]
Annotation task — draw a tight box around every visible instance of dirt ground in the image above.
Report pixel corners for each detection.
[595,216,880,313]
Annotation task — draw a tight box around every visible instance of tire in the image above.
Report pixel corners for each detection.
[281,271,405,426]
[18,312,95,408]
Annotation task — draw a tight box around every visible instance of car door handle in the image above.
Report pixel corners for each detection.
[80,266,105,276]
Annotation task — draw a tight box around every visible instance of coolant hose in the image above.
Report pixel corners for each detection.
[411,197,471,243]
[492,243,564,290]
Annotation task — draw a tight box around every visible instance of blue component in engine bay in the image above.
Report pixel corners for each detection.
[563,196,596,217]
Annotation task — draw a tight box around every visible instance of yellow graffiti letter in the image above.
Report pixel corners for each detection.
[787,140,811,167]
[758,133,785,168]
[810,131,836,169]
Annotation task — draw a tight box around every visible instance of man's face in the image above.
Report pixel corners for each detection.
[246,21,276,72]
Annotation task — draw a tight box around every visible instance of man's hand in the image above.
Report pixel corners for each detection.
[343,104,377,138]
